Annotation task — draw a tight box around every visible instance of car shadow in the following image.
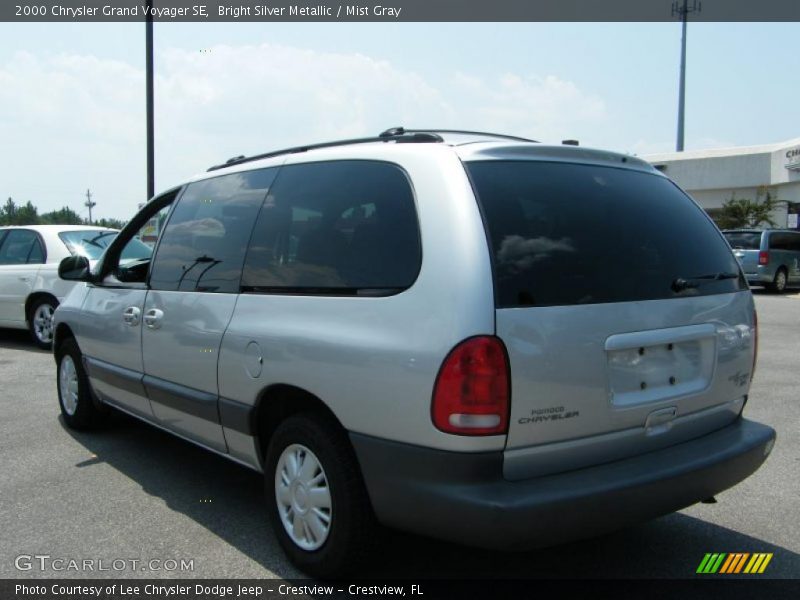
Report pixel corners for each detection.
[59,413,800,580]
[0,328,49,354]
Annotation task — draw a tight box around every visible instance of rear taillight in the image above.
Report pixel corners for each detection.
[758,251,769,265]
[751,309,758,382]
[431,336,510,436]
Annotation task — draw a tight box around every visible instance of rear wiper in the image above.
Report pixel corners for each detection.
[672,272,739,292]
[80,237,105,249]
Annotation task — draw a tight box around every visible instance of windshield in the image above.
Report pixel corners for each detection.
[723,231,763,250]
[59,230,153,261]
[467,161,746,308]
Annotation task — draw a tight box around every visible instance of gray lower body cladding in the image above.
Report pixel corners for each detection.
[350,418,775,550]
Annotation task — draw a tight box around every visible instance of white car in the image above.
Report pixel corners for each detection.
[0,225,123,348]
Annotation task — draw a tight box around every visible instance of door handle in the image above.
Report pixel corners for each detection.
[18,276,30,281]
[143,308,164,329]
[122,306,141,326]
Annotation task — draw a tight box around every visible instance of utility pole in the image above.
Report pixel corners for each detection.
[672,0,702,152]
[146,0,155,200]
[85,189,96,224]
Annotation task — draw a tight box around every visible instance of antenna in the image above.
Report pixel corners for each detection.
[85,189,96,225]
[672,0,702,152]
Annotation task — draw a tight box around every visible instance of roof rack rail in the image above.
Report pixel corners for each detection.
[207,129,443,172]
[382,127,538,143]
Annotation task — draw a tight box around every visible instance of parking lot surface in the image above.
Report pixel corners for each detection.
[0,292,798,579]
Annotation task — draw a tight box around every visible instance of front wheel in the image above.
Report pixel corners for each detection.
[57,337,108,429]
[264,413,377,578]
[29,296,58,349]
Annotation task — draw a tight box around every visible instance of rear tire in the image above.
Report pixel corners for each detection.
[29,296,58,350]
[264,413,377,578]
[768,268,788,293]
[56,337,108,430]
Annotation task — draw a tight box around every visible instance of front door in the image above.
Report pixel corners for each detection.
[78,196,176,419]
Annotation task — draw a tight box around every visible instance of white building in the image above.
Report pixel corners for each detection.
[645,137,800,229]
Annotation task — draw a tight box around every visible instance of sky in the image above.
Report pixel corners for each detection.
[0,21,798,221]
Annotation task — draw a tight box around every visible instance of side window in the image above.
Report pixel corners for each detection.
[120,206,170,265]
[770,233,790,251]
[0,229,40,265]
[791,233,800,252]
[766,233,776,250]
[149,169,277,293]
[27,237,45,264]
[241,160,421,294]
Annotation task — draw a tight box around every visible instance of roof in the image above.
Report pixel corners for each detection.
[198,127,655,181]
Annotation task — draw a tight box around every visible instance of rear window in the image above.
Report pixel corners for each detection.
[59,230,141,260]
[723,231,762,250]
[467,161,746,308]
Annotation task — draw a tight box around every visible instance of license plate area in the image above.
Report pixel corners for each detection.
[605,324,716,407]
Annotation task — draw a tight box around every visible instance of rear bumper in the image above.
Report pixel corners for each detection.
[746,274,771,285]
[350,418,775,550]
[744,266,773,285]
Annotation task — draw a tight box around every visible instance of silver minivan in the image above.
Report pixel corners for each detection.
[723,229,800,292]
[53,129,776,577]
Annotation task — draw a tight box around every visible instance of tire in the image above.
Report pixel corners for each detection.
[56,337,108,430]
[265,412,377,578]
[768,268,788,293]
[29,296,58,350]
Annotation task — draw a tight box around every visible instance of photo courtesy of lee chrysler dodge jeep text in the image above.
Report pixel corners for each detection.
[52,128,776,577]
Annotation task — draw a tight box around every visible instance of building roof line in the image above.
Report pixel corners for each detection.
[644,137,800,162]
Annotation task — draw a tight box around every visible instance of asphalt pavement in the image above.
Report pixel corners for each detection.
[0,291,798,579]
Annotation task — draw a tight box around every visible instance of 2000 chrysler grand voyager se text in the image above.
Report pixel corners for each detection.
[52,128,776,577]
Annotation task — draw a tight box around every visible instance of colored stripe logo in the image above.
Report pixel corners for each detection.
[697,553,773,574]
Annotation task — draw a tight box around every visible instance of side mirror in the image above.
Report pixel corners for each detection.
[58,255,91,281]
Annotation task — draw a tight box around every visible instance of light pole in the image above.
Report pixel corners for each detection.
[672,0,702,152]
[146,1,155,200]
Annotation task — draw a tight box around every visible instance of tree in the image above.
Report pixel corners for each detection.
[1,198,39,225]
[714,187,784,229]
[16,201,39,225]
[94,217,126,229]
[40,206,83,225]
[3,197,125,228]
[1,197,18,225]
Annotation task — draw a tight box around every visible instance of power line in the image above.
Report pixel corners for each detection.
[85,188,96,224]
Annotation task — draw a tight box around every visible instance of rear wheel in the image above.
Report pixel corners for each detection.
[264,413,376,578]
[57,337,108,429]
[768,268,787,293]
[29,296,58,349]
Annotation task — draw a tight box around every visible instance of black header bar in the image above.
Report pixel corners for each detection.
[4,0,800,22]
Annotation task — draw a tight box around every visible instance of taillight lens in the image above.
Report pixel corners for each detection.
[751,309,758,381]
[432,336,510,436]
[758,251,769,265]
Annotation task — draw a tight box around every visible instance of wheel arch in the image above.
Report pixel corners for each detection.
[252,384,348,465]
[25,291,59,324]
[53,322,76,358]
